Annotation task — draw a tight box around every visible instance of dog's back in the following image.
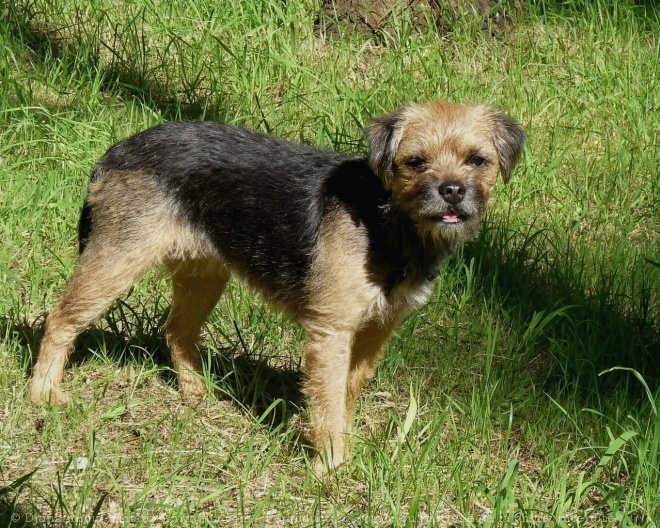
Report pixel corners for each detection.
[79,121,357,300]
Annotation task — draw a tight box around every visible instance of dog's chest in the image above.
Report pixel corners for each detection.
[389,276,435,312]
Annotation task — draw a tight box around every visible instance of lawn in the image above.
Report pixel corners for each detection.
[0,0,659,526]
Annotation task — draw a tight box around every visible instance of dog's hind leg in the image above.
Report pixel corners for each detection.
[163,259,229,401]
[29,172,183,405]
[29,238,161,405]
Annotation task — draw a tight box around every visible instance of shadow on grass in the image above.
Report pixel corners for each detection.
[2,303,303,432]
[4,3,230,123]
[464,220,660,398]
[0,469,36,528]
[0,498,32,527]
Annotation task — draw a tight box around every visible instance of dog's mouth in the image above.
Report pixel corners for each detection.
[439,211,463,224]
[431,210,468,224]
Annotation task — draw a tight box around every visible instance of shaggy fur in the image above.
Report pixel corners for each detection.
[29,101,525,474]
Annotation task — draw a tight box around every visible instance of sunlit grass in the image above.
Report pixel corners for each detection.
[1,0,658,525]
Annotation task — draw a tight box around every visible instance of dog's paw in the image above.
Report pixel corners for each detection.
[178,376,207,403]
[29,379,72,406]
[312,449,347,478]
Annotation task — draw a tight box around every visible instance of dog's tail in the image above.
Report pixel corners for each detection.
[78,165,105,254]
[78,200,93,254]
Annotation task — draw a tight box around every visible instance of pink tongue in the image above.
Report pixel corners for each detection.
[442,212,460,223]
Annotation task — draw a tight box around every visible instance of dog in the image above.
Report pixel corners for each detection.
[29,101,524,474]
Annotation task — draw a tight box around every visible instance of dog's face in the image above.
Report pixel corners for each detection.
[366,101,525,244]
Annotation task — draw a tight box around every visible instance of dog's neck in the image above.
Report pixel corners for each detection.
[324,158,453,294]
[382,205,452,293]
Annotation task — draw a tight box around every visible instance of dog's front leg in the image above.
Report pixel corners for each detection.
[302,326,354,475]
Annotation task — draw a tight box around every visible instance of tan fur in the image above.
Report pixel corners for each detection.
[164,258,230,399]
[29,101,524,476]
[301,209,393,472]
[28,175,221,405]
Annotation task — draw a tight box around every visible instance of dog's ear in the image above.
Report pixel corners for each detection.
[489,109,525,184]
[365,108,405,189]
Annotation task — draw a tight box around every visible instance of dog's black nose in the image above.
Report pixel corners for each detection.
[439,182,465,204]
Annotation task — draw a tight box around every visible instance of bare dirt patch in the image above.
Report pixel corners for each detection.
[316,0,517,41]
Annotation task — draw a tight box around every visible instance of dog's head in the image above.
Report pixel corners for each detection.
[366,101,525,244]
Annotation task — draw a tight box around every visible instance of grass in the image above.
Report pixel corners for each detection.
[0,0,659,525]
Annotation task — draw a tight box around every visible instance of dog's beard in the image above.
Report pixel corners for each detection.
[396,190,485,248]
[420,213,482,248]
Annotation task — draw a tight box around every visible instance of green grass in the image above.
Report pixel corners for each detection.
[1,0,659,525]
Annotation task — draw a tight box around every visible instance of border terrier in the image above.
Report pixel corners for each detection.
[29,101,524,473]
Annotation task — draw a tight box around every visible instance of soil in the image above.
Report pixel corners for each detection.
[316,0,516,42]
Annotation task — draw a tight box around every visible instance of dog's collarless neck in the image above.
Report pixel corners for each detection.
[324,159,448,294]
[381,208,448,294]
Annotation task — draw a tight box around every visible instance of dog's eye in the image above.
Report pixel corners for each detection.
[405,157,427,170]
[467,154,489,168]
